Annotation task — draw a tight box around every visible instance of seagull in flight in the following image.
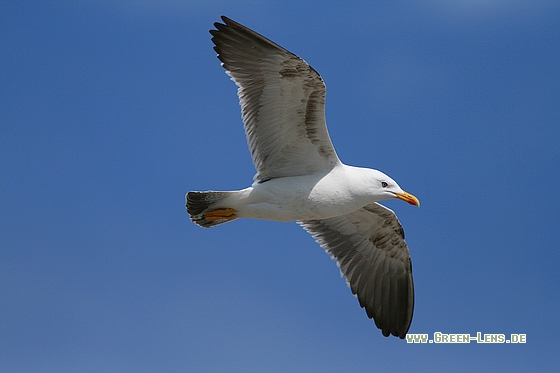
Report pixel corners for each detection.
[186,16,420,338]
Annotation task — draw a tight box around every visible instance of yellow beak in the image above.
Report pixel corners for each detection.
[395,191,420,207]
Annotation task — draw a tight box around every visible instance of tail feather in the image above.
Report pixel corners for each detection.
[186,191,236,228]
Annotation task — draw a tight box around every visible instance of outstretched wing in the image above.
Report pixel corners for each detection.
[210,16,340,182]
[299,203,414,338]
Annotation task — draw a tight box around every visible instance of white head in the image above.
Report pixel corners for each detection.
[361,168,420,207]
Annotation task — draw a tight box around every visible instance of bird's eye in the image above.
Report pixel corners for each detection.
[381,182,388,188]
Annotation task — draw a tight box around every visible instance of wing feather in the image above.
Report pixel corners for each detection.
[299,203,414,338]
[210,16,340,182]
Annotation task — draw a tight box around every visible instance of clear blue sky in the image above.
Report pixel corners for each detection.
[1,1,559,372]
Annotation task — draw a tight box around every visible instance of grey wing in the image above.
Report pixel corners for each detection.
[210,16,340,182]
[299,203,414,338]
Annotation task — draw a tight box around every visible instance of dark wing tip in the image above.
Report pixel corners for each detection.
[350,242,413,339]
[220,15,236,26]
[210,15,232,30]
[381,261,414,339]
[209,16,249,38]
[208,15,296,59]
[209,16,228,37]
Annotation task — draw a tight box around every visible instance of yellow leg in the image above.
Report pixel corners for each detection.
[205,208,237,221]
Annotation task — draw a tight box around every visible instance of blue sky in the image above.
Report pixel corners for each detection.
[1,1,559,372]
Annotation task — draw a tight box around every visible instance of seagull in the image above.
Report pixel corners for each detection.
[186,16,420,339]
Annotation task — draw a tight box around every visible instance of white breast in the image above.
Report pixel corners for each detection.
[230,165,372,222]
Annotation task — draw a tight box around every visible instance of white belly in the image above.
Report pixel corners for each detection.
[228,167,369,222]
